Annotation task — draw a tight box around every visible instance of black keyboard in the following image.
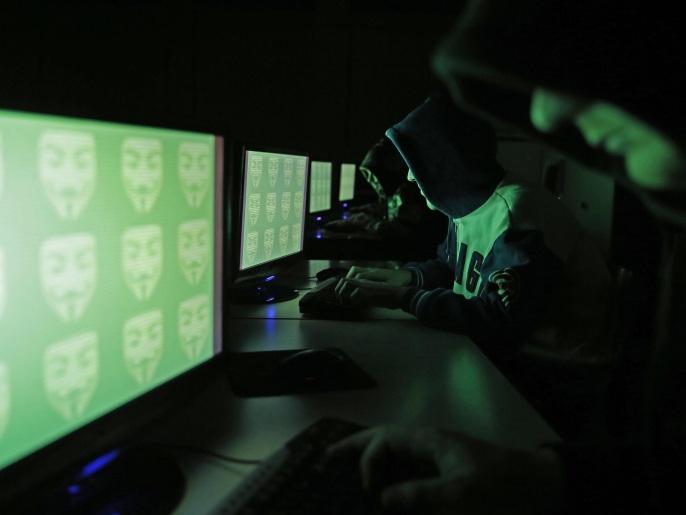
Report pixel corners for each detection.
[212,417,381,515]
[299,277,367,320]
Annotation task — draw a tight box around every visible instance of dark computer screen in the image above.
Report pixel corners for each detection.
[0,108,225,511]
[231,145,309,303]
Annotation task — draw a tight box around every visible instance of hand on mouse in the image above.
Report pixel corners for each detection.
[344,266,412,286]
[334,277,408,309]
[326,425,563,515]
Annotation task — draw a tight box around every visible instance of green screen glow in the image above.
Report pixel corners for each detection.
[338,163,356,202]
[0,109,219,470]
[309,161,332,213]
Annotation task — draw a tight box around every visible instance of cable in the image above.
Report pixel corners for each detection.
[162,444,263,466]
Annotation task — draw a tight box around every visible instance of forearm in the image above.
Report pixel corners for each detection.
[400,287,531,353]
[402,259,454,290]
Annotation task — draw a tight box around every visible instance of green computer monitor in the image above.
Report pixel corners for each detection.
[0,107,226,513]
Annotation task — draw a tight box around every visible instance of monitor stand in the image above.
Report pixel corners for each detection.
[27,445,185,514]
[230,282,299,304]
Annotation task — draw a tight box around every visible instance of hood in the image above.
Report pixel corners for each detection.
[359,136,409,198]
[430,0,686,228]
[385,90,504,218]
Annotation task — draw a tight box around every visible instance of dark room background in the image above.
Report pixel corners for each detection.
[0,0,463,163]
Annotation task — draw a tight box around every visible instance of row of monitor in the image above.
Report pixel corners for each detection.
[0,107,358,511]
[309,160,357,213]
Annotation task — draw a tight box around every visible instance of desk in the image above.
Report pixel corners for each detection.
[151,261,559,514]
[230,259,412,320]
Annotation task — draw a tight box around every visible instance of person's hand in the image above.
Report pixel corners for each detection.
[325,213,373,232]
[344,266,412,286]
[327,425,564,515]
[335,277,409,309]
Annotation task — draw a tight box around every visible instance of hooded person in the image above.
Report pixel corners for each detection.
[323,136,431,233]
[337,91,613,363]
[431,1,686,513]
[328,2,686,515]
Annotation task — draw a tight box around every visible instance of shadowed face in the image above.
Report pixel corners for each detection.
[44,332,98,421]
[407,169,438,210]
[530,88,686,190]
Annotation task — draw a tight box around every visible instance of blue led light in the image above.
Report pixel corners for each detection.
[67,485,81,495]
[80,449,120,478]
[265,275,276,282]
[316,216,322,221]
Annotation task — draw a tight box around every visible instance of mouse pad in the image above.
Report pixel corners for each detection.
[226,348,377,397]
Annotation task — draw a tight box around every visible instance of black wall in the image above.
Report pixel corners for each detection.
[1,0,462,163]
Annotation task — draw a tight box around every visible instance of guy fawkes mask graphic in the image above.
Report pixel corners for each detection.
[281,192,291,220]
[266,193,276,223]
[39,130,96,220]
[263,228,275,259]
[246,231,258,264]
[248,193,260,226]
[122,225,163,300]
[122,137,163,213]
[40,233,97,322]
[279,225,289,253]
[296,159,306,187]
[123,310,163,384]
[178,219,210,284]
[249,154,263,188]
[294,192,303,219]
[283,158,293,187]
[291,223,301,250]
[179,142,211,208]
[44,332,98,421]
[179,295,210,359]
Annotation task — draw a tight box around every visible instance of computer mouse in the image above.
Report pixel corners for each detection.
[315,267,350,282]
[276,348,348,390]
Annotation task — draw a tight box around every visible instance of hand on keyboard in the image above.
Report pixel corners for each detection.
[327,424,564,515]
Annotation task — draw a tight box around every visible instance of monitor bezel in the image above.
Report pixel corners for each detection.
[0,105,229,510]
[230,141,310,289]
